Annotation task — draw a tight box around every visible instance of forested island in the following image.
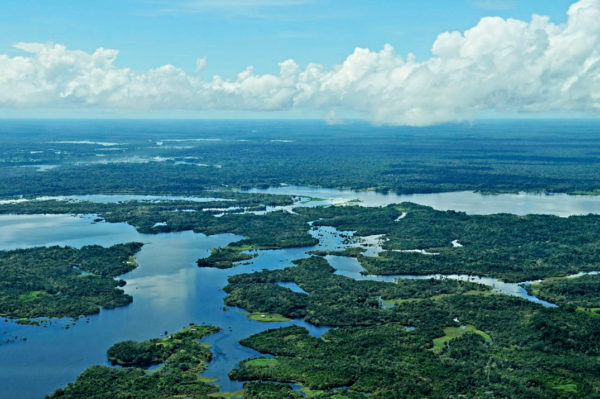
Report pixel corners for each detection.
[0,243,142,320]
[225,257,487,326]
[46,324,225,399]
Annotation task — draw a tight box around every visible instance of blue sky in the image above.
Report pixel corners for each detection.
[0,0,597,125]
[0,0,574,76]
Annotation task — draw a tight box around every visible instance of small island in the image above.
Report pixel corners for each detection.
[197,247,257,269]
[47,324,224,398]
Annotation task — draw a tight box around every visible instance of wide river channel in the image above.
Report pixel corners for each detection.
[2,187,600,398]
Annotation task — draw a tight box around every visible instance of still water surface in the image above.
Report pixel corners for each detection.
[248,186,600,216]
[0,214,332,398]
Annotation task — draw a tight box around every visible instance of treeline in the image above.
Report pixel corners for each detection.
[197,247,256,269]
[0,200,318,260]
[6,197,600,282]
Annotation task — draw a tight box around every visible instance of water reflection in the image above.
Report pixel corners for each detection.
[0,215,340,398]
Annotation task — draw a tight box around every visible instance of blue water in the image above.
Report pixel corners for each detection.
[277,282,309,295]
[0,214,340,398]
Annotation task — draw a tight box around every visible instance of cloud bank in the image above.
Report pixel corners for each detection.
[1,0,600,126]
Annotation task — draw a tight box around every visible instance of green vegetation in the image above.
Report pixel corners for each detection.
[243,382,303,399]
[197,247,257,269]
[107,325,217,368]
[381,290,493,307]
[231,296,600,398]
[208,390,244,398]
[226,281,309,320]
[299,203,600,281]
[307,248,366,257]
[245,358,279,367]
[6,194,600,282]
[4,120,600,197]
[226,257,488,327]
[0,243,142,319]
[46,324,222,399]
[225,254,600,398]
[5,121,600,397]
[247,312,291,323]
[242,382,366,399]
[527,274,600,311]
[431,325,492,354]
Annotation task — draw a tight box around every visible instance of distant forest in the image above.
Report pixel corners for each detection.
[2,119,600,197]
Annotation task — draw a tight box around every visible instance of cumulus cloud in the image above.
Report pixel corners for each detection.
[1,0,600,125]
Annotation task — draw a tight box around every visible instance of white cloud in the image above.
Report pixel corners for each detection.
[1,0,600,125]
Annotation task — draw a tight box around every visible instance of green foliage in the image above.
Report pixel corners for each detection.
[225,282,309,319]
[7,194,600,281]
[431,325,491,354]
[243,382,302,399]
[226,256,600,398]
[5,122,600,397]
[197,247,257,269]
[46,325,221,399]
[4,120,600,197]
[247,313,292,322]
[226,257,488,327]
[232,300,600,398]
[300,203,600,281]
[528,274,600,310]
[307,248,366,257]
[0,243,143,319]
[107,325,219,367]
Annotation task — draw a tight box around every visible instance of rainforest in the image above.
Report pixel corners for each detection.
[0,120,599,399]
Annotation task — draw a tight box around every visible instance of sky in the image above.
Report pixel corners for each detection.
[0,0,598,125]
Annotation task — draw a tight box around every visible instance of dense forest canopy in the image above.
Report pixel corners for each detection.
[0,243,142,319]
[2,120,600,197]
